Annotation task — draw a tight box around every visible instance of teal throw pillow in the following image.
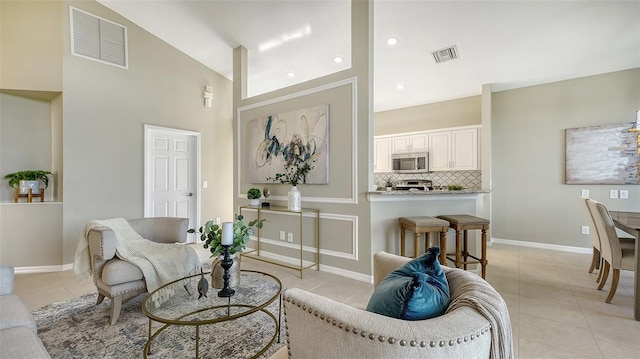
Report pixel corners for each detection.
[366,247,450,320]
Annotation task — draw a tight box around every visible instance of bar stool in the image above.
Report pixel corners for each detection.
[398,217,450,264]
[437,214,489,278]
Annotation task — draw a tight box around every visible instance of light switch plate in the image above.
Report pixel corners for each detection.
[610,190,619,199]
[620,190,629,199]
[581,226,589,235]
[581,189,589,198]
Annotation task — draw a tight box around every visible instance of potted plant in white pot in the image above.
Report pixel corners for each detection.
[385,177,394,191]
[188,214,266,289]
[4,170,53,196]
[247,188,262,207]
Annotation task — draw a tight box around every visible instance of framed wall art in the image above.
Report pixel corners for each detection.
[247,104,329,184]
[565,122,639,184]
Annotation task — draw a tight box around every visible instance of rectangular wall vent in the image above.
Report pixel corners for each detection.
[70,7,128,69]
[432,45,459,63]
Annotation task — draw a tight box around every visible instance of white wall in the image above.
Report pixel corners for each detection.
[60,0,234,264]
[233,0,375,278]
[492,68,640,247]
[374,95,481,136]
[0,0,234,267]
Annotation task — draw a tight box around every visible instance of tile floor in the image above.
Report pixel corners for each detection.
[13,243,640,359]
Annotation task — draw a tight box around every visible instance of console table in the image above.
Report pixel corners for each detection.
[239,206,320,278]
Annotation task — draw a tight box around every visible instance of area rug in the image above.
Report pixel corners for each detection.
[33,276,285,358]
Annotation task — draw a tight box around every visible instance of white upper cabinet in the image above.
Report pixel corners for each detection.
[374,126,479,173]
[391,133,428,153]
[374,137,392,173]
[428,127,479,171]
[429,131,451,171]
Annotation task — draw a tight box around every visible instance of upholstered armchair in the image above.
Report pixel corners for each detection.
[283,251,512,358]
[87,217,189,325]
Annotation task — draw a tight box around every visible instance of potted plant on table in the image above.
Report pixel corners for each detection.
[4,170,53,195]
[247,188,262,207]
[188,214,266,288]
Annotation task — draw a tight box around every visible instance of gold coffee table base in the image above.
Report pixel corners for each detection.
[142,270,282,358]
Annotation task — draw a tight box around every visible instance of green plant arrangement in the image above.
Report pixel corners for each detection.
[447,183,464,191]
[247,188,262,200]
[385,177,394,187]
[4,170,53,189]
[188,214,266,257]
[267,161,314,186]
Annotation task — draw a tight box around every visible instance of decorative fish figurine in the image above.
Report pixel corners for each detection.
[197,267,208,299]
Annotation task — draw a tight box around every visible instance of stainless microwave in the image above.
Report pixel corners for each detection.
[392,152,429,173]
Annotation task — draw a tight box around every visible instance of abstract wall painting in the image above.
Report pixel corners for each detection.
[247,105,329,184]
[565,122,639,184]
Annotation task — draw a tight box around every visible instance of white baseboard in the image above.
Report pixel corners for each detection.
[14,263,73,274]
[490,237,592,254]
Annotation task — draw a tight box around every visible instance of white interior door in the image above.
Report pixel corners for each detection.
[144,125,200,242]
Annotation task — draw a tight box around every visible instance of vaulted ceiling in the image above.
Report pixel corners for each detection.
[98,0,640,112]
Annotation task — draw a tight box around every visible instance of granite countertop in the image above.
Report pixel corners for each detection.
[368,189,488,195]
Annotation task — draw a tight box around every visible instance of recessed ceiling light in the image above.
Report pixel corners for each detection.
[333,56,343,63]
[287,72,296,78]
[396,83,405,90]
[386,37,398,46]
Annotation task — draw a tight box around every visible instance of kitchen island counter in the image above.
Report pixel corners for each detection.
[367,189,489,201]
[369,189,488,261]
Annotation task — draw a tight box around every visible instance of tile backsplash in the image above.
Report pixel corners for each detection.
[374,171,481,190]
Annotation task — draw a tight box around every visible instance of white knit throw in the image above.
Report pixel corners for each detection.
[73,218,200,293]
[445,269,514,359]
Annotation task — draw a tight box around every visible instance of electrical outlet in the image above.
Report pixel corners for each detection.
[287,233,293,242]
[581,226,589,235]
[581,189,589,198]
[279,231,285,240]
[215,218,221,225]
[610,190,619,199]
[620,190,629,199]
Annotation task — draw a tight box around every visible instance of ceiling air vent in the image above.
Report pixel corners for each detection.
[432,45,459,64]
[70,7,128,69]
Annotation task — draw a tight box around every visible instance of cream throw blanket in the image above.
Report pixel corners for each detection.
[445,269,514,359]
[73,218,200,293]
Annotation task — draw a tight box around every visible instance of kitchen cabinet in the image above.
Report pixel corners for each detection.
[391,133,428,153]
[429,128,478,171]
[374,137,392,172]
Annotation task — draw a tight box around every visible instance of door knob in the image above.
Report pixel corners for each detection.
[186,193,194,197]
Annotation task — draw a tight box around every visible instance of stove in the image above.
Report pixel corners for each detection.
[395,179,433,191]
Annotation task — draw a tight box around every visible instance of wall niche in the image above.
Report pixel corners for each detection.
[0,90,63,203]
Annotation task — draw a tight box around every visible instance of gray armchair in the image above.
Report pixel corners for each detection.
[87,217,189,324]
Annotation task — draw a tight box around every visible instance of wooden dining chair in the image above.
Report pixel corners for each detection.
[587,199,636,303]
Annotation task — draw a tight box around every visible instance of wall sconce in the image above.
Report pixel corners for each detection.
[203,85,213,108]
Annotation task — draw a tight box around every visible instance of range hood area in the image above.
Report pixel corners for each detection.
[394,179,433,191]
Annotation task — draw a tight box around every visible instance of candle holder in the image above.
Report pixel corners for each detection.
[217,244,236,298]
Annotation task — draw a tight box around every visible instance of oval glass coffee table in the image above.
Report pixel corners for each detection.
[142,270,282,358]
